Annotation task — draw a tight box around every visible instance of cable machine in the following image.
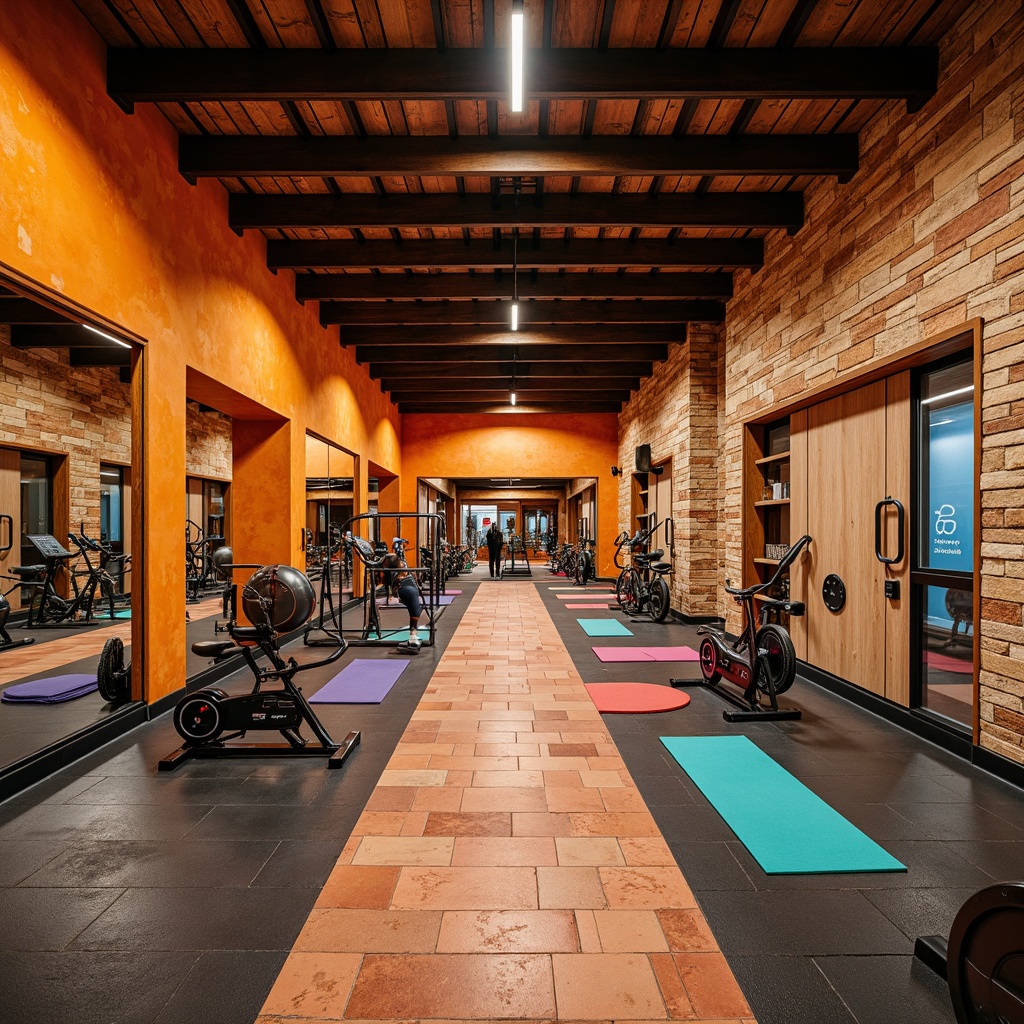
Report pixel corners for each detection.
[303,512,446,649]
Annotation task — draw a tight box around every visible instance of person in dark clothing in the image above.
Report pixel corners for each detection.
[380,552,424,647]
[485,522,504,578]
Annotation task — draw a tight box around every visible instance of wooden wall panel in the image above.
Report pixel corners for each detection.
[0,448,21,609]
[884,371,912,707]
[788,410,808,660]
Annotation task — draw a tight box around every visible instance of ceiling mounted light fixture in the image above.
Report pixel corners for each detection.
[510,346,517,406]
[510,0,525,113]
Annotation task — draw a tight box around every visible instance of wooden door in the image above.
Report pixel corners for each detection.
[805,381,888,695]
[0,448,21,608]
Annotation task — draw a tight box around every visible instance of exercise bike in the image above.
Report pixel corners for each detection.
[158,563,360,771]
[614,527,672,623]
[672,535,811,722]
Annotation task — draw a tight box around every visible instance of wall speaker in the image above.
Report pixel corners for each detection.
[635,444,652,474]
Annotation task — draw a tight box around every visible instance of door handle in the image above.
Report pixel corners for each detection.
[0,514,12,556]
[874,497,905,565]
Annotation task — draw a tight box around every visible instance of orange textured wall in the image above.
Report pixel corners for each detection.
[0,0,399,700]
[401,413,620,577]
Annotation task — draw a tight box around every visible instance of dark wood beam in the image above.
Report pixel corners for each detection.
[229,191,802,231]
[297,271,733,302]
[381,376,642,392]
[179,134,858,180]
[398,401,623,413]
[374,360,654,381]
[108,47,937,106]
[356,342,670,363]
[389,388,632,403]
[9,324,128,348]
[270,236,762,270]
[344,324,681,347]
[0,298,75,325]
[321,299,722,326]
[69,349,132,367]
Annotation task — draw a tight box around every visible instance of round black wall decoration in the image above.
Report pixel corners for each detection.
[822,573,846,613]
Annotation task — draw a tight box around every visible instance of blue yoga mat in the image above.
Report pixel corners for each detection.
[310,659,408,704]
[660,735,906,875]
[577,618,633,637]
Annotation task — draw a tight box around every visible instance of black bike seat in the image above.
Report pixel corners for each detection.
[636,549,664,562]
[9,565,46,576]
[229,625,265,641]
[652,562,672,573]
[192,640,240,658]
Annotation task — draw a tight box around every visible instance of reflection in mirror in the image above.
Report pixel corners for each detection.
[0,284,141,787]
[305,434,355,616]
[183,400,234,680]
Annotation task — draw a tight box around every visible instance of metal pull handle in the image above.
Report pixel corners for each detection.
[666,517,674,553]
[874,496,905,565]
[0,514,12,556]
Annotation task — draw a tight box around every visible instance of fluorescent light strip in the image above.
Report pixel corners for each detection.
[82,324,132,349]
[921,384,974,405]
[510,6,524,113]
[510,391,517,406]
[510,301,519,331]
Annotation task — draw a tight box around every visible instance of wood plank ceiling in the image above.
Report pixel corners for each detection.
[71,0,971,414]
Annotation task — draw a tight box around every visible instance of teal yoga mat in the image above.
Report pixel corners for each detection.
[660,735,906,875]
[577,618,633,637]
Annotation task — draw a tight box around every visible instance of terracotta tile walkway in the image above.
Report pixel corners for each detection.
[256,582,754,1023]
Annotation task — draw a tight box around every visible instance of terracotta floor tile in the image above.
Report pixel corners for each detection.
[555,837,627,867]
[599,867,697,910]
[429,755,520,771]
[460,787,548,813]
[545,787,607,813]
[537,866,607,909]
[472,769,545,787]
[258,951,362,1019]
[410,787,465,812]
[618,836,677,866]
[543,770,585,788]
[574,909,603,953]
[569,812,662,838]
[345,953,556,1019]
[512,811,574,837]
[294,908,442,953]
[451,836,558,866]
[364,787,417,812]
[600,787,650,813]
[551,952,667,1020]
[674,952,752,1018]
[377,768,448,788]
[423,811,512,837]
[352,836,455,866]
[352,811,409,836]
[592,910,671,952]
[649,952,695,1019]
[579,770,628,788]
[548,742,600,757]
[386,754,432,770]
[656,909,719,952]
[390,866,539,911]
[317,865,400,909]
[436,909,579,953]
[535,709,569,720]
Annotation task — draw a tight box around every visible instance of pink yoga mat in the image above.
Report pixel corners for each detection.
[592,646,700,663]
[565,603,616,609]
[556,591,612,599]
[925,650,973,674]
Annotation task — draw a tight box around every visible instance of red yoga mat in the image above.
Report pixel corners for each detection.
[585,682,691,714]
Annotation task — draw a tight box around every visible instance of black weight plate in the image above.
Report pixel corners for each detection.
[947,882,1024,1024]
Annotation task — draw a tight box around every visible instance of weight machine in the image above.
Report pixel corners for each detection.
[303,512,445,649]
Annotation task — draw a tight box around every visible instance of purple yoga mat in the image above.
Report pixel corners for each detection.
[309,659,409,703]
[592,646,700,663]
[1,673,98,704]
[377,595,455,607]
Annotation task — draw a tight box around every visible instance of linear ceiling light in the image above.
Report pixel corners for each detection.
[510,0,525,113]
[82,324,132,349]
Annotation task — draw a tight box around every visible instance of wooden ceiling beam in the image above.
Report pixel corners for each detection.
[229,191,803,231]
[0,298,76,325]
[297,271,733,302]
[9,324,127,348]
[270,236,762,270]
[398,401,623,413]
[69,349,132,367]
[388,388,632,403]
[108,47,937,108]
[357,342,670,364]
[373,361,652,381]
[382,376,642,392]
[344,324,680,347]
[321,299,722,326]
[179,134,858,180]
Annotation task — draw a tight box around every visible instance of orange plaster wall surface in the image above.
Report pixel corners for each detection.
[0,0,399,700]
[401,413,620,578]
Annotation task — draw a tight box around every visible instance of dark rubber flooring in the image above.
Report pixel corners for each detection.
[539,582,1024,1024]
[1,575,1022,1024]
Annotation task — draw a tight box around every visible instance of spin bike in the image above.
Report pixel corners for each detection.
[614,524,672,623]
[673,535,811,722]
[157,563,360,771]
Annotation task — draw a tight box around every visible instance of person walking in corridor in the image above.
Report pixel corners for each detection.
[486,522,504,579]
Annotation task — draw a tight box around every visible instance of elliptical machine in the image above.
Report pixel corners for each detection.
[159,563,360,771]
